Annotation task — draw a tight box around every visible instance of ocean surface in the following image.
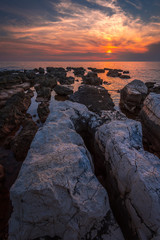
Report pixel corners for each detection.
[0,61,160,107]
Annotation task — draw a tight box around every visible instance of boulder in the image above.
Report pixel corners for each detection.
[11,117,38,161]
[37,102,50,123]
[120,79,148,114]
[39,67,45,74]
[69,85,114,113]
[120,75,130,79]
[140,93,160,157]
[59,76,75,85]
[36,87,51,102]
[95,119,160,240]
[82,72,102,86]
[46,67,66,79]
[107,70,122,78]
[9,100,124,240]
[35,75,57,89]
[54,85,73,96]
[73,67,85,76]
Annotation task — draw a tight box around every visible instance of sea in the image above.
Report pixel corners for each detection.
[0,61,160,107]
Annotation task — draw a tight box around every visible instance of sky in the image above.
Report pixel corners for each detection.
[0,0,160,61]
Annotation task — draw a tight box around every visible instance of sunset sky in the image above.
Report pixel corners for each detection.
[0,0,160,61]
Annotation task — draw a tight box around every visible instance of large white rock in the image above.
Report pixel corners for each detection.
[9,100,124,240]
[140,93,160,155]
[96,119,160,240]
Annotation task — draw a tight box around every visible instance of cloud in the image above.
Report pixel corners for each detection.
[0,0,160,60]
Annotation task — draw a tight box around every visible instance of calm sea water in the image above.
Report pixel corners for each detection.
[0,61,160,106]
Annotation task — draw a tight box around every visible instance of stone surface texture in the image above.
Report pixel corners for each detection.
[95,119,160,240]
[9,100,124,240]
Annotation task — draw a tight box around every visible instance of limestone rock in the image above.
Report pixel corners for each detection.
[54,85,73,96]
[95,119,160,240]
[120,79,148,114]
[140,93,160,157]
[9,100,124,240]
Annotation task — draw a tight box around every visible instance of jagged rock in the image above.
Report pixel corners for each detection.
[69,85,114,114]
[46,67,66,79]
[0,88,24,108]
[39,67,45,74]
[11,117,38,161]
[82,72,102,86]
[73,67,85,76]
[9,100,124,240]
[140,93,160,157]
[120,79,148,114]
[120,75,130,79]
[0,92,31,140]
[54,85,73,96]
[37,102,50,123]
[35,75,57,89]
[25,70,36,80]
[95,119,160,240]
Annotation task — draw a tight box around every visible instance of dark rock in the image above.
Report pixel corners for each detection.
[11,117,38,161]
[88,68,105,73]
[39,67,45,74]
[54,85,73,96]
[107,70,122,77]
[46,67,66,78]
[73,67,85,76]
[0,164,5,182]
[120,75,131,79]
[59,76,74,85]
[0,74,22,89]
[25,70,36,80]
[69,85,114,113]
[36,87,51,102]
[35,75,57,89]
[82,72,102,86]
[123,71,129,74]
[27,89,34,98]
[120,79,148,114]
[37,102,50,123]
[0,92,31,141]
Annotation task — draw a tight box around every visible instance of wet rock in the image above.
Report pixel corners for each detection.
[107,69,122,78]
[37,102,50,123]
[36,86,51,102]
[95,119,160,240]
[9,100,124,240]
[73,67,85,76]
[11,82,31,91]
[36,75,57,89]
[69,85,114,113]
[82,72,102,86]
[120,79,148,114]
[0,74,22,89]
[27,89,34,98]
[120,75,131,79]
[0,92,31,141]
[11,117,38,161]
[0,88,24,108]
[46,67,66,79]
[25,70,36,80]
[123,71,129,74]
[0,164,5,182]
[140,93,160,157]
[54,85,73,96]
[59,76,74,85]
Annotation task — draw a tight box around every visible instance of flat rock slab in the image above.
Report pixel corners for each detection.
[69,85,114,114]
[9,100,124,240]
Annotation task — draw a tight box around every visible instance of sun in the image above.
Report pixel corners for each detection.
[106,50,112,54]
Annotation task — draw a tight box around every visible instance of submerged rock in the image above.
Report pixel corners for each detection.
[120,79,148,114]
[54,85,73,96]
[140,93,160,157]
[69,85,114,114]
[9,100,124,240]
[95,119,160,240]
[107,70,122,78]
[37,102,50,123]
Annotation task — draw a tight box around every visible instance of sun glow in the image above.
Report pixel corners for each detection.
[106,50,112,54]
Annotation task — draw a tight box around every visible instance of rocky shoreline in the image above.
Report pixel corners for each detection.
[0,66,160,240]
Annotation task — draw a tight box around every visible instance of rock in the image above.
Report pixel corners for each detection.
[73,67,85,76]
[107,70,122,77]
[54,85,73,96]
[120,75,130,79]
[36,87,51,102]
[11,117,38,161]
[27,89,34,98]
[9,100,124,240]
[39,67,45,74]
[25,70,36,80]
[59,76,75,85]
[0,92,31,140]
[0,88,24,108]
[95,119,160,240]
[11,82,31,91]
[82,72,102,86]
[69,85,114,113]
[88,68,105,73]
[37,102,50,123]
[140,93,160,157]
[0,164,5,182]
[35,75,57,89]
[123,71,129,74]
[120,79,148,114]
[46,67,66,79]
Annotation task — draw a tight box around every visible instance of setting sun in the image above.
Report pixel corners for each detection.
[106,50,112,54]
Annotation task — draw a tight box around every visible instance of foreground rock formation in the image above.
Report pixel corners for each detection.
[120,80,148,114]
[140,93,160,157]
[9,100,124,240]
[95,120,160,240]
